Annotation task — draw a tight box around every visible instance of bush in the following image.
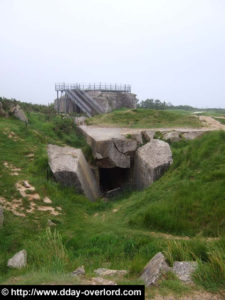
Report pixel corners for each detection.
[53,116,75,136]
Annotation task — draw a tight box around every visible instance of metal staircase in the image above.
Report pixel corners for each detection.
[76,90,103,114]
[65,89,104,117]
[55,82,131,117]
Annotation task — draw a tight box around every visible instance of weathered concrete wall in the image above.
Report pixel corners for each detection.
[54,96,79,114]
[79,126,139,168]
[134,140,173,189]
[47,144,100,201]
[86,91,137,113]
[54,91,137,115]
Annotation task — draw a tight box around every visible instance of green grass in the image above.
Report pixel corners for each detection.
[193,238,225,291]
[0,110,224,293]
[86,108,202,128]
[3,272,81,285]
[0,96,55,115]
[214,117,225,125]
[197,110,225,117]
[127,131,225,237]
[154,272,191,296]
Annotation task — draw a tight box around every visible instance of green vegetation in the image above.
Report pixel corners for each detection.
[0,97,55,114]
[214,117,225,125]
[138,98,225,116]
[138,98,195,111]
[152,272,191,296]
[128,131,225,236]
[195,110,225,117]
[194,239,225,291]
[0,98,224,295]
[87,108,202,128]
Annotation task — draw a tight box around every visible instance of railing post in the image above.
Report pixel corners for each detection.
[55,82,131,93]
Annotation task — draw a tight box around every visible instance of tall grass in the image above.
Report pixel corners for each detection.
[163,240,208,266]
[163,239,225,291]
[128,131,225,236]
[194,238,225,291]
[27,229,68,273]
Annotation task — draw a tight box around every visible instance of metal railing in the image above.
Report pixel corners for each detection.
[55,83,131,93]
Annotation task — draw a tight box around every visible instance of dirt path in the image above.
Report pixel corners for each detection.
[127,228,220,242]
[199,116,225,130]
[147,231,219,241]
[214,116,225,120]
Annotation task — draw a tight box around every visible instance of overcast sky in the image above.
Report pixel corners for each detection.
[0,0,225,108]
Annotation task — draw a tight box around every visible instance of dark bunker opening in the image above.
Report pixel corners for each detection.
[99,167,130,192]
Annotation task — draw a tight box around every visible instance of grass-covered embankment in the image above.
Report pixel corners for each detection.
[214,117,225,125]
[0,103,224,295]
[127,131,225,236]
[87,108,203,128]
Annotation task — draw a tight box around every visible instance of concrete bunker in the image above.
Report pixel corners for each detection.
[77,126,173,199]
[54,83,137,116]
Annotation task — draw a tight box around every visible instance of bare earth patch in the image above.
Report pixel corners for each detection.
[3,129,22,142]
[199,116,225,130]
[16,181,35,198]
[0,197,26,217]
[26,153,35,159]
[43,197,52,204]
[148,231,219,241]
[37,206,60,216]
[0,181,62,218]
[3,161,21,176]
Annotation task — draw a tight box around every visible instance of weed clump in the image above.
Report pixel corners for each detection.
[27,228,69,273]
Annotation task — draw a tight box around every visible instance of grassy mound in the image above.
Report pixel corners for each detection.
[86,108,202,128]
[124,131,225,237]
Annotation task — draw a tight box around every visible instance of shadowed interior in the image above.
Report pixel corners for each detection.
[99,167,130,192]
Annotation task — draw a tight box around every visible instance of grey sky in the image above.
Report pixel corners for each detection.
[0,0,225,108]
